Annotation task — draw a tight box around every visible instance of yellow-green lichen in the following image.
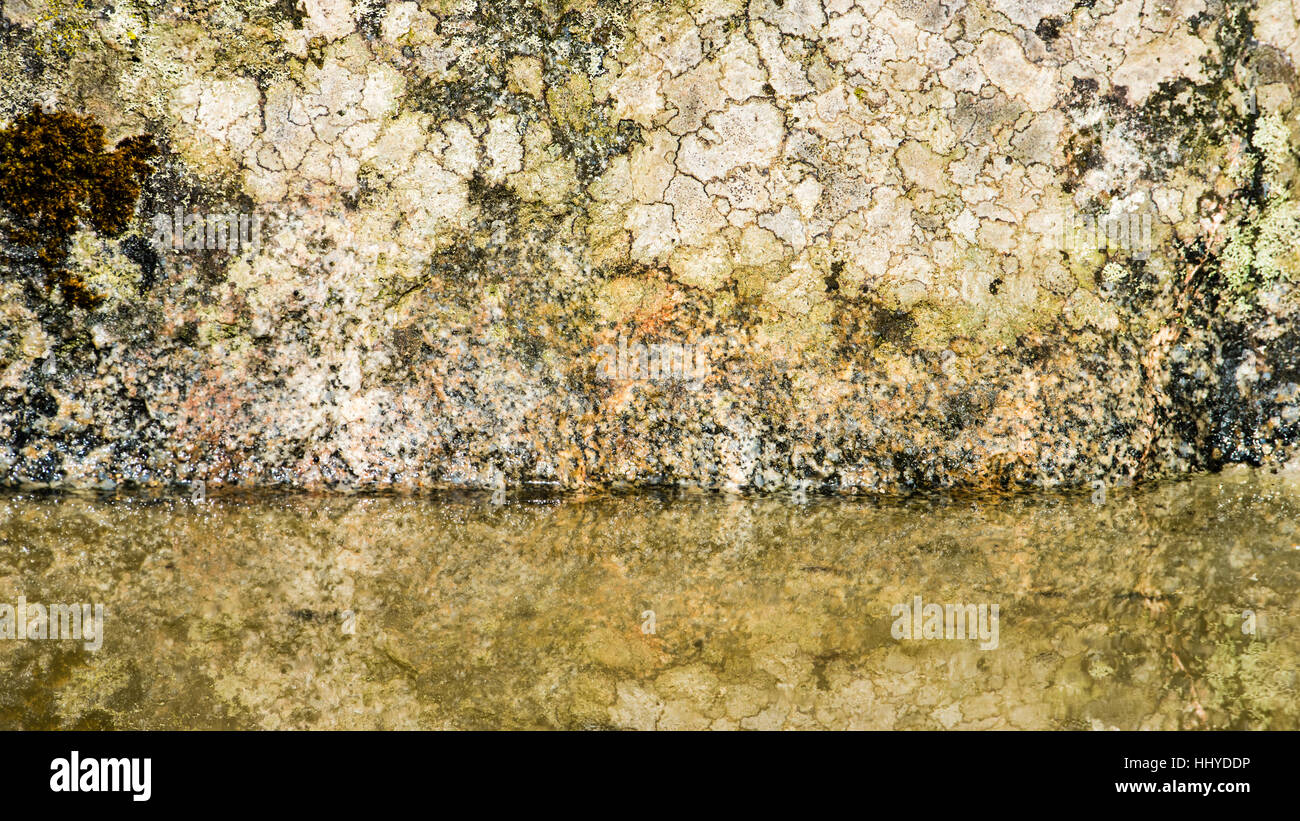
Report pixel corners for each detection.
[65,230,144,305]
[1220,111,1300,305]
[1254,111,1293,177]
[27,0,97,60]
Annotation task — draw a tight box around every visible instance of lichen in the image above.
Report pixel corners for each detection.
[1,0,1299,493]
[1101,262,1127,285]
[27,0,97,60]
[1219,111,1300,306]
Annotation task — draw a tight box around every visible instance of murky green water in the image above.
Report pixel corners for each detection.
[0,468,1297,729]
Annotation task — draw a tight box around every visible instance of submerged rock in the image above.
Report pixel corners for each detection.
[0,0,1298,493]
[0,469,1296,729]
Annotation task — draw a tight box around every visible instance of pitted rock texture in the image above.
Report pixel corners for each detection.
[0,0,1299,492]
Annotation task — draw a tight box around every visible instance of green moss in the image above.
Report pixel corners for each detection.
[0,108,156,308]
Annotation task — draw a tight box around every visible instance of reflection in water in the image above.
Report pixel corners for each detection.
[0,467,1296,729]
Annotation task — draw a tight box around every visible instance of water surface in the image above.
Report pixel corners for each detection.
[1,468,1297,729]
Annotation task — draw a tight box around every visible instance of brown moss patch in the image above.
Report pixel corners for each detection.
[0,108,156,308]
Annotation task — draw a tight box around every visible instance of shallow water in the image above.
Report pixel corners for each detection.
[0,468,1297,730]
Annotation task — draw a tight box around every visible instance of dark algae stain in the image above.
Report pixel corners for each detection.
[0,108,156,309]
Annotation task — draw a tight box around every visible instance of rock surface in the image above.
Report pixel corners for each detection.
[1,0,1299,492]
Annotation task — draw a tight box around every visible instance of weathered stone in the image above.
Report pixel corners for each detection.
[0,1,1297,494]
